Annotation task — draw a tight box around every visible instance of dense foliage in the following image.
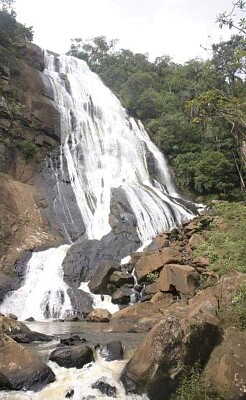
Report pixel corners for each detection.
[67,11,246,201]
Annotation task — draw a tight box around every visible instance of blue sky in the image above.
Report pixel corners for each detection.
[14,0,237,63]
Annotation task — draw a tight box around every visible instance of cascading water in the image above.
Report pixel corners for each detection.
[44,53,194,242]
[0,245,73,320]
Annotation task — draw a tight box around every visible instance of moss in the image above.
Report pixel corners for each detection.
[16,139,39,159]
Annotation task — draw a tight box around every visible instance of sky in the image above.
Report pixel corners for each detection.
[14,0,238,64]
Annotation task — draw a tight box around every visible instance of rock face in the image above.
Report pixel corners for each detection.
[49,344,94,368]
[67,287,93,316]
[121,313,220,400]
[0,333,55,391]
[204,328,246,399]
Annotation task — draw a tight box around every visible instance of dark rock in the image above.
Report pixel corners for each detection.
[10,331,53,343]
[65,389,74,398]
[92,378,117,398]
[112,287,134,304]
[88,261,120,294]
[109,271,134,287]
[0,273,20,302]
[7,313,18,320]
[0,371,12,390]
[67,287,93,316]
[105,341,123,361]
[25,317,35,322]
[49,344,94,368]
[0,333,55,391]
[60,335,86,347]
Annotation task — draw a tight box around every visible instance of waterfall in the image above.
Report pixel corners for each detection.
[0,245,73,321]
[44,53,194,242]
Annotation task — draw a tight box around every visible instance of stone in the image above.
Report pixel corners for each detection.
[0,333,55,391]
[120,312,220,400]
[25,317,35,322]
[49,344,94,368]
[135,248,182,282]
[157,264,199,296]
[7,313,18,320]
[189,233,205,250]
[111,287,134,305]
[92,378,117,397]
[0,273,19,302]
[67,287,93,316]
[86,308,112,323]
[88,260,120,294]
[204,328,246,399]
[10,331,52,344]
[109,271,134,287]
[111,302,158,331]
[0,315,30,335]
[65,389,75,398]
[105,341,124,361]
[59,335,86,347]
[146,235,169,251]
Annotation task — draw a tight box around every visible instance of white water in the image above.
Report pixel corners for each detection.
[0,245,73,320]
[79,282,119,314]
[44,54,194,242]
[0,357,149,400]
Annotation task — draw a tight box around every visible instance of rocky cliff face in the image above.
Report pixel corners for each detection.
[0,42,63,284]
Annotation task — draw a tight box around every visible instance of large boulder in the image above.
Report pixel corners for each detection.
[0,333,55,391]
[156,264,199,296]
[49,344,94,368]
[86,308,111,323]
[88,260,120,294]
[67,287,93,316]
[135,248,182,282]
[203,328,246,399]
[0,315,30,334]
[109,271,134,287]
[112,287,135,305]
[120,312,220,400]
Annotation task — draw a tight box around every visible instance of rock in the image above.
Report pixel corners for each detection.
[59,335,86,347]
[189,233,205,250]
[192,256,209,268]
[120,312,220,400]
[0,371,12,390]
[25,317,35,322]
[0,315,30,335]
[109,271,134,287]
[65,389,74,398]
[0,273,19,302]
[86,308,112,323]
[67,287,93,316]
[10,331,52,343]
[203,328,246,399]
[156,264,199,296]
[105,341,124,361]
[135,248,182,282]
[129,317,162,333]
[111,287,134,304]
[0,333,55,391]
[49,344,94,368]
[111,302,158,331]
[88,261,120,294]
[7,313,18,320]
[146,235,169,251]
[92,378,117,397]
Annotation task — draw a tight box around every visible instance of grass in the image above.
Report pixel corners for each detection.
[194,201,246,276]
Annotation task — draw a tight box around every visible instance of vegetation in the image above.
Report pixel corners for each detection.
[67,22,246,201]
[194,201,246,275]
[176,364,222,400]
[218,282,246,331]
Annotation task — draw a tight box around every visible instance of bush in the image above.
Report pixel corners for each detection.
[16,140,38,159]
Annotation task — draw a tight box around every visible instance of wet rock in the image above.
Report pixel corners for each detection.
[10,331,52,343]
[86,308,111,323]
[49,344,94,368]
[111,287,134,304]
[105,341,124,361]
[67,287,93,316]
[59,335,86,347]
[109,271,134,287]
[92,377,117,397]
[0,371,12,390]
[135,248,182,282]
[65,388,74,398]
[88,260,120,294]
[25,317,35,322]
[0,273,19,302]
[0,333,55,391]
